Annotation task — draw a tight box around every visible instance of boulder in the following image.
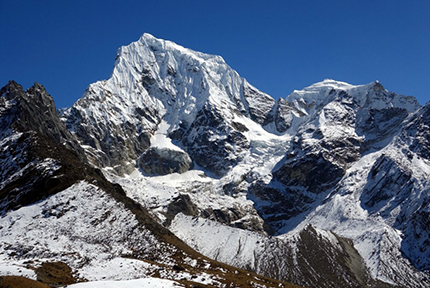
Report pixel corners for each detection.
[138,147,193,175]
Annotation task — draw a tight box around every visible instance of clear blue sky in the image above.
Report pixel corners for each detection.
[1,0,429,107]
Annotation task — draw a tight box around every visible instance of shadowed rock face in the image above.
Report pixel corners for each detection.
[399,102,430,159]
[184,104,250,177]
[137,147,193,175]
[361,154,413,210]
[356,107,409,152]
[242,81,275,125]
[0,81,118,214]
[274,152,345,194]
[273,98,299,133]
[0,82,84,213]
[0,81,86,161]
[62,102,156,175]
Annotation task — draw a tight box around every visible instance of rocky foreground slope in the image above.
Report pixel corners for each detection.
[1,34,430,287]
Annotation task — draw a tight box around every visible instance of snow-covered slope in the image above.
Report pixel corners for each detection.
[170,213,397,288]
[287,79,419,114]
[0,181,294,287]
[68,278,182,288]
[292,104,430,287]
[256,79,421,230]
[0,181,171,281]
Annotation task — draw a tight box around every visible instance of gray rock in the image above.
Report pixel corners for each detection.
[242,81,275,125]
[184,104,249,177]
[137,147,192,175]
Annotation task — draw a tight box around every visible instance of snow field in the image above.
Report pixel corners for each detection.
[68,277,182,288]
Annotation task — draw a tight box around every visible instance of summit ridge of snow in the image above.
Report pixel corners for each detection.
[286,78,420,117]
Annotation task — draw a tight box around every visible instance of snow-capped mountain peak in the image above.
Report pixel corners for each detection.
[111,32,238,122]
[286,79,420,117]
[3,34,430,288]
[61,33,279,176]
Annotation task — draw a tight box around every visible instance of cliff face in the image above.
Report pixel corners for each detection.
[0,81,88,213]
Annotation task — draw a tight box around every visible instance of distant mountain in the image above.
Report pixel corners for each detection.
[1,33,429,288]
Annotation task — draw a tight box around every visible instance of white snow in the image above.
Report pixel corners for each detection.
[68,277,182,288]
[170,213,268,270]
[0,260,36,279]
[149,120,183,152]
[66,32,248,144]
[109,166,261,228]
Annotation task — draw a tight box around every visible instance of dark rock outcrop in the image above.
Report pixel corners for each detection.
[184,104,249,177]
[242,81,275,126]
[137,146,193,175]
[0,81,86,160]
[62,101,156,175]
[356,107,410,152]
[272,98,298,133]
[0,81,122,214]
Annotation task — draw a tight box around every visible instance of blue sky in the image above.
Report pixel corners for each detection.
[1,0,429,107]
